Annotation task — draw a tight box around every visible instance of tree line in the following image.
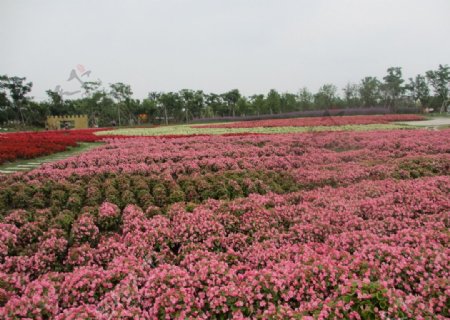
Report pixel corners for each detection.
[0,65,449,127]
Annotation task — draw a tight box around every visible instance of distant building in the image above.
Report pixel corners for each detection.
[46,115,89,130]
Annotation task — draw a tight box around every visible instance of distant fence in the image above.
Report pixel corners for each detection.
[192,107,420,123]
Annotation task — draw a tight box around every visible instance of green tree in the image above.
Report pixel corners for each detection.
[222,89,241,117]
[110,82,133,126]
[0,90,11,123]
[236,96,250,116]
[359,77,381,107]
[249,94,265,115]
[147,92,163,122]
[140,98,158,122]
[79,81,105,126]
[297,87,313,110]
[343,83,360,108]
[179,89,194,122]
[191,90,205,119]
[27,100,50,126]
[45,89,70,116]
[205,93,226,117]
[81,81,102,97]
[426,64,450,113]
[0,75,33,124]
[381,67,405,109]
[179,89,204,122]
[46,89,64,106]
[280,92,298,112]
[406,74,430,111]
[314,84,338,109]
[159,92,182,124]
[266,89,281,114]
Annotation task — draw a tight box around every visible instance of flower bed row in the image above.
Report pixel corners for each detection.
[1,153,448,218]
[193,114,425,128]
[96,123,412,137]
[0,129,107,164]
[22,129,450,179]
[0,176,448,318]
[0,170,299,216]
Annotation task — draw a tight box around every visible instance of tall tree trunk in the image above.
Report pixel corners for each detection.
[440,98,448,113]
[164,106,168,125]
[118,104,121,126]
[17,102,25,125]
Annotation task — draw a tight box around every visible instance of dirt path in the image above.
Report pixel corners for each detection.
[398,117,450,127]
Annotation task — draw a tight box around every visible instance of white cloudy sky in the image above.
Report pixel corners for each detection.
[0,0,449,100]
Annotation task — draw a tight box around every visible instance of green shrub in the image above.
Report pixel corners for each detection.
[152,183,167,207]
[52,210,76,234]
[121,189,136,206]
[169,189,185,204]
[326,282,409,320]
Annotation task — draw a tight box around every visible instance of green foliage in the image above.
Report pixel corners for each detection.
[221,89,241,117]
[266,89,281,114]
[382,67,405,109]
[52,210,76,233]
[0,170,300,217]
[0,75,33,124]
[426,64,450,113]
[359,77,381,107]
[152,183,168,207]
[121,189,136,206]
[326,282,406,320]
[343,83,361,108]
[314,84,339,109]
[394,157,449,179]
[407,74,430,109]
[168,188,186,204]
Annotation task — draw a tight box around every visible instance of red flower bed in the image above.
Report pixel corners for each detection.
[192,114,425,128]
[0,129,105,164]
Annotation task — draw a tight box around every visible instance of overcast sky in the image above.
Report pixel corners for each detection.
[1,0,449,100]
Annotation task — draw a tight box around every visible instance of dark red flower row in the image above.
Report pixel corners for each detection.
[0,129,107,164]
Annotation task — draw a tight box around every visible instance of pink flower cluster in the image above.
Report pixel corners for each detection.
[23,129,450,185]
[0,224,18,259]
[71,213,99,245]
[0,128,448,318]
[97,201,121,231]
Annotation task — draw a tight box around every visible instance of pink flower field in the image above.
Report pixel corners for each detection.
[0,128,449,319]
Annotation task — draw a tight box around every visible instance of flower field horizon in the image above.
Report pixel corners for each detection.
[96,114,424,137]
[95,123,412,137]
[0,114,423,165]
[191,114,425,128]
[0,115,449,319]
